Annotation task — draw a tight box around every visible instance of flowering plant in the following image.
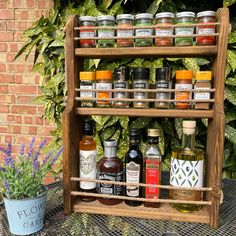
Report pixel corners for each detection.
[0,138,63,200]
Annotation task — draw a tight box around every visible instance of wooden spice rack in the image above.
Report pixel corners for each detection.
[62,8,229,228]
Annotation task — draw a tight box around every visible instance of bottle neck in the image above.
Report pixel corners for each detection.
[182,132,195,150]
[147,136,158,145]
[104,146,116,158]
[129,138,140,149]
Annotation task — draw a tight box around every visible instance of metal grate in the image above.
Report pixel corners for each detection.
[1,179,236,236]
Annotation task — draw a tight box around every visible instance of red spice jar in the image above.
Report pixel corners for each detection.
[196,11,216,46]
[79,16,96,48]
[155,12,174,46]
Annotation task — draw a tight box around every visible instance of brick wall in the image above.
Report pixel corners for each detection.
[0,0,55,151]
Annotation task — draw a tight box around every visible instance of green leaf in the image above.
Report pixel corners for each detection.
[108,0,123,15]
[223,0,236,7]
[99,0,113,11]
[175,118,183,140]
[225,110,236,123]
[225,77,236,86]
[103,116,119,129]
[131,117,152,129]
[84,0,96,10]
[128,58,145,68]
[182,58,200,73]
[225,125,236,143]
[110,129,121,141]
[195,58,210,66]
[228,33,236,44]
[100,126,116,141]
[119,116,129,129]
[147,0,163,15]
[225,86,236,105]
[94,134,103,160]
[49,38,65,47]
[92,116,111,126]
[227,50,236,72]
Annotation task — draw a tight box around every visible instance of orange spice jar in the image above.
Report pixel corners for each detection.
[175,70,193,109]
[96,70,113,107]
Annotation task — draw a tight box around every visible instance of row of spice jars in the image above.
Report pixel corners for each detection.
[79,68,212,110]
[79,10,216,48]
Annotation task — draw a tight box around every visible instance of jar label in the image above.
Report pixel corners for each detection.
[79,150,97,189]
[170,157,204,188]
[126,161,140,197]
[134,82,148,99]
[175,27,194,35]
[156,81,170,101]
[117,30,133,37]
[98,30,114,38]
[96,83,112,104]
[97,171,123,195]
[80,84,95,99]
[197,28,215,35]
[194,86,210,100]
[175,83,192,102]
[136,28,152,36]
[114,81,128,99]
[80,31,95,39]
[145,158,160,199]
[155,29,173,36]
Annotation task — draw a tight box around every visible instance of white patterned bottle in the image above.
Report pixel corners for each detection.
[169,120,205,212]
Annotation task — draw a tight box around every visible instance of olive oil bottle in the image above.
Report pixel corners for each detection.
[169,120,205,212]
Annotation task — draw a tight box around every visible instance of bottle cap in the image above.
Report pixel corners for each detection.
[83,118,93,135]
[183,120,196,135]
[197,11,216,18]
[133,68,150,81]
[176,70,193,80]
[176,12,195,18]
[96,70,112,80]
[156,67,172,81]
[155,12,174,19]
[80,71,95,81]
[113,67,130,81]
[104,140,117,147]
[147,128,160,137]
[195,71,212,81]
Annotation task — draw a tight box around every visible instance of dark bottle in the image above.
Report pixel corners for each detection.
[97,140,123,205]
[144,128,162,208]
[125,128,143,206]
[79,118,97,202]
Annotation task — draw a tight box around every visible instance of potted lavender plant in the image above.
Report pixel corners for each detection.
[0,138,63,235]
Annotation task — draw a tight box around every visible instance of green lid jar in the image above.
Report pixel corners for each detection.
[175,12,195,46]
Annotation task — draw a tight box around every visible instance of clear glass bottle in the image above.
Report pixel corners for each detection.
[96,140,123,205]
[144,128,162,208]
[117,14,134,47]
[79,117,97,202]
[97,15,115,48]
[169,120,205,212]
[175,12,195,46]
[135,13,153,47]
[125,128,143,207]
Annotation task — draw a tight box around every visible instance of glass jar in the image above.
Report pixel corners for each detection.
[113,66,130,108]
[155,67,172,108]
[175,12,195,46]
[133,68,150,108]
[175,70,193,109]
[196,11,216,46]
[155,12,174,46]
[97,15,115,48]
[117,14,134,47]
[96,70,113,107]
[135,13,153,47]
[79,71,96,107]
[79,16,96,48]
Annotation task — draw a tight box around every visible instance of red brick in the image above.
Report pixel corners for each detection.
[0,63,6,72]
[12,125,21,134]
[15,115,22,123]
[0,42,7,51]
[0,105,9,113]
[7,114,15,123]
[0,85,9,93]
[37,106,45,113]
[0,74,15,83]
[28,126,37,135]
[0,95,14,104]
[0,125,9,133]
[10,85,37,94]
[0,10,14,20]
[0,22,6,30]
[5,135,13,143]
[7,21,15,31]
[27,0,35,8]
[16,95,36,104]
[36,116,43,125]
[37,126,52,136]
[0,0,7,8]
[9,43,21,52]
[14,32,24,42]
[24,116,33,124]
[18,10,28,20]
[6,64,16,73]
[17,136,35,146]
[0,32,14,42]
[11,105,37,114]
[7,53,15,62]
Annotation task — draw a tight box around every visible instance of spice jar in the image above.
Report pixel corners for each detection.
[135,13,153,47]
[80,71,96,107]
[113,66,130,108]
[97,15,115,48]
[196,11,216,46]
[133,68,150,108]
[175,12,195,46]
[155,67,172,109]
[117,14,134,47]
[155,12,174,46]
[96,70,112,107]
[175,70,193,109]
[194,71,212,109]
[79,16,96,48]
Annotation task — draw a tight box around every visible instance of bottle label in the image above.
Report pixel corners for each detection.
[80,84,95,99]
[80,31,95,39]
[136,28,152,36]
[175,27,194,35]
[126,161,140,197]
[145,158,160,199]
[97,171,123,195]
[194,85,210,100]
[170,157,204,188]
[79,150,97,189]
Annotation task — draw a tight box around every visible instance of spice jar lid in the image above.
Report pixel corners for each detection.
[195,71,212,81]
[197,11,216,18]
[79,16,96,22]
[113,66,130,80]
[80,71,95,80]
[96,70,112,80]
[97,15,115,22]
[155,12,174,19]
[117,14,134,21]
[147,128,160,137]
[135,13,153,20]
[156,67,172,81]
[176,11,195,18]
[176,70,193,80]
[133,67,150,80]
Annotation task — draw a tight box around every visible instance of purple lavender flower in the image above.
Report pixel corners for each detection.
[19,144,25,156]
[28,137,35,159]
[0,146,9,156]
[42,151,53,165]
[3,156,14,168]
[51,147,64,164]
[32,158,39,172]
[4,180,9,192]
[6,143,12,156]
[0,166,6,172]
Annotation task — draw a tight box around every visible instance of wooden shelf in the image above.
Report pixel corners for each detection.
[73,200,210,224]
[75,46,218,58]
[75,107,214,118]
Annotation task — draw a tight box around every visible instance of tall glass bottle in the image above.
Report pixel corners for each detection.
[169,120,205,212]
[97,140,123,205]
[144,128,162,208]
[125,128,143,206]
[79,118,97,202]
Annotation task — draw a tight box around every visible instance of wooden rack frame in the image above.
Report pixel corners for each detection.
[63,8,229,229]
